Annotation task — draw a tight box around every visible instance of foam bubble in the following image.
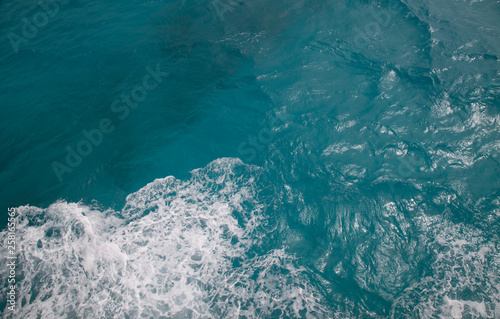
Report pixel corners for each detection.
[0,158,330,318]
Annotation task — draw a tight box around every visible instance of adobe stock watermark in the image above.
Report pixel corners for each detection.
[5,208,18,313]
[353,2,405,48]
[7,0,70,54]
[385,105,469,193]
[238,111,293,163]
[211,0,239,21]
[51,64,169,182]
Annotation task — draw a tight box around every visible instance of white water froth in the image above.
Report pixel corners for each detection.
[0,158,329,318]
[391,211,500,318]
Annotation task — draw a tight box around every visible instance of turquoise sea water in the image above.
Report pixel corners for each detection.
[1,0,500,317]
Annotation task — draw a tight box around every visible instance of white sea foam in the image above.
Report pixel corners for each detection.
[391,212,500,318]
[2,158,498,318]
[0,158,330,318]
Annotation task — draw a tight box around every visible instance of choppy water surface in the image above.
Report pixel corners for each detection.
[1,0,499,317]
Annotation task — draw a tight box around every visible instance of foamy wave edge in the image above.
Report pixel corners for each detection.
[0,158,331,318]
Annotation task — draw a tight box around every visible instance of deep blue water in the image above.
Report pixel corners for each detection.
[1,0,500,317]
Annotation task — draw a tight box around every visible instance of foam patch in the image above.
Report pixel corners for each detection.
[0,158,330,318]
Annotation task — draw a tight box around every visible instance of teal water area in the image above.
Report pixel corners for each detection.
[1,0,500,317]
